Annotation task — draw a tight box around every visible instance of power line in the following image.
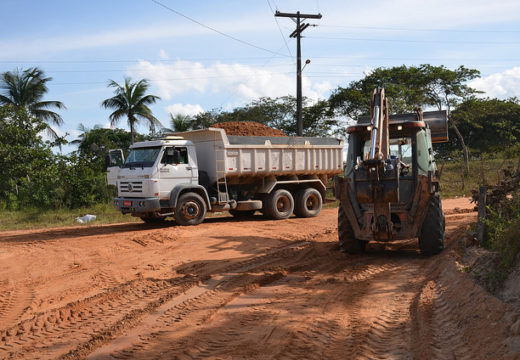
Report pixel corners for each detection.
[150,0,290,58]
[266,0,293,58]
[308,36,520,45]
[320,24,520,33]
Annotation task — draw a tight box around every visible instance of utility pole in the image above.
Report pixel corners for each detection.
[275,10,322,136]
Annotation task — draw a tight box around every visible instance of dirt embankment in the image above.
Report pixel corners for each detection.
[212,121,287,137]
[0,198,519,359]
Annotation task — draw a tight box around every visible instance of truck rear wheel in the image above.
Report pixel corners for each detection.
[419,193,445,255]
[294,188,322,218]
[175,192,207,226]
[338,205,366,254]
[264,189,294,220]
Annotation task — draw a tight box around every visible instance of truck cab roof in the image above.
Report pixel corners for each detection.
[130,136,193,149]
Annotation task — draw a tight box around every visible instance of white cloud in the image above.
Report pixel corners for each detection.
[470,67,520,99]
[127,60,329,103]
[166,103,204,116]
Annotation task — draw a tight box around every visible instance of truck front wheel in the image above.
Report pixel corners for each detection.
[294,188,322,218]
[264,189,294,220]
[175,192,207,226]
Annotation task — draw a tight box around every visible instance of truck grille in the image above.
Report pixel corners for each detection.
[119,181,143,193]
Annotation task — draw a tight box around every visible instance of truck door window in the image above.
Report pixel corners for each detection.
[161,147,189,165]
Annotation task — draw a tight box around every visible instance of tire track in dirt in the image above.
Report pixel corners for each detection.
[0,284,34,331]
[88,242,318,359]
[0,238,316,359]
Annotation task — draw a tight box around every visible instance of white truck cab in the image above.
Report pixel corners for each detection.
[107,136,209,224]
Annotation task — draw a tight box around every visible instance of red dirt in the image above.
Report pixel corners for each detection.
[212,121,287,137]
[0,200,518,359]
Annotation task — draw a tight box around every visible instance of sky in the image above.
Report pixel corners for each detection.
[1,0,520,154]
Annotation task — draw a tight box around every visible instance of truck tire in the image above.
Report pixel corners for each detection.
[140,216,165,224]
[338,206,366,254]
[294,188,323,218]
[264,189,294,220]
[175,192,207,226]
[229,210,256,218]
[418,193,445,255]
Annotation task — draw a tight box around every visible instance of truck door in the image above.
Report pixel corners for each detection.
[158,146,194,199]
[106,149,124,186]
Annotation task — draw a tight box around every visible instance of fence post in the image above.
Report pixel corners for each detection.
[477,185,487,244]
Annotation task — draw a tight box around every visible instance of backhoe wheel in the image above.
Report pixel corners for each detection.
[419,193,445,255]
[229,210,256,218]
[140,216,166,224]
[338,205,366,254]
[264,189,294,220]
[294,188,323,218]
[175,192,207,226]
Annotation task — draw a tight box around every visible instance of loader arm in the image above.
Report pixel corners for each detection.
[354,88,399,239]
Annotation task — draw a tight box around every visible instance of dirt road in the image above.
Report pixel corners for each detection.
[0,198,519,359]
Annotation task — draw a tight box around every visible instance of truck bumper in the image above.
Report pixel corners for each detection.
[114,197,161,214]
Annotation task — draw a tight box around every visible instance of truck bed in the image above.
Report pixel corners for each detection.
[178,128,344,183]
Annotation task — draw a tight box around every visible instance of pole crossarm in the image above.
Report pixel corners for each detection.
[275,11,322,19]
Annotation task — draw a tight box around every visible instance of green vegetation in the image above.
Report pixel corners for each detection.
[440,157,518,198]
[472,164,520,291]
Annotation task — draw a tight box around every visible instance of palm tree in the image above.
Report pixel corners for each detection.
[170,113,191,132]
[0,67,66,138]
[101,78,161,144]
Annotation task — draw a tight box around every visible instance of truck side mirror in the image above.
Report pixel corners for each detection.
[107,149,124,168]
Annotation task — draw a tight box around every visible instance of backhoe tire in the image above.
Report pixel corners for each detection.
[294,188,323,218]
[140,216,165,224]
[229,210,256,218]
[264,189,294,220]
[338,205,366,254]
[175,192,207,226]
[418,193,445,255]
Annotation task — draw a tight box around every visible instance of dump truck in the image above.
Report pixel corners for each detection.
[107,128,343,225]
[335,88,447,255]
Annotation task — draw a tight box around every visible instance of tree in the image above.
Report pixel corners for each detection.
[191,96,338,137]
[420,65,481,171]
[328,64,481,164]
[170,113,192,132]
[443,97,520,156]
[71,125,139,172]
[0,67,66,139]
[101,78,161,144]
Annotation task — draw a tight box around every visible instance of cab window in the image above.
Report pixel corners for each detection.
[161,147,189,165]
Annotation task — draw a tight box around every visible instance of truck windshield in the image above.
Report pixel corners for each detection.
[123,146,161,168]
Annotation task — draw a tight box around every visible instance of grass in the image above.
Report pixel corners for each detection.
[439,157,517,198]
[0,203,140,231]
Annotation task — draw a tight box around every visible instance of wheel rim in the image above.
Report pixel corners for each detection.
[305,193,320,211]
[181,200,201,220]
[276,196,291,215]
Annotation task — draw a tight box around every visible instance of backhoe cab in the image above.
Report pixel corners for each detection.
[335,88,447,255]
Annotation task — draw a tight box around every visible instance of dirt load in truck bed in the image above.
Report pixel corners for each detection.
[1,198,519,359]
[212,121,287,137]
